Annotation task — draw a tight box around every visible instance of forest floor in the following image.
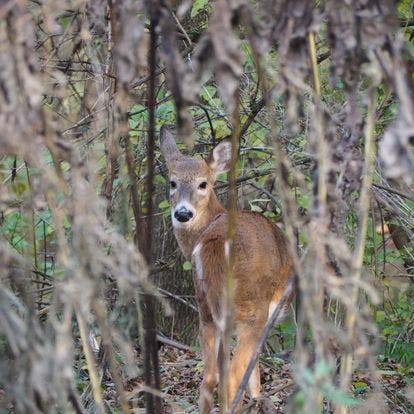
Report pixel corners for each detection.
[1,343,412,413]
[103,344,414,414]
[158,346,294,413]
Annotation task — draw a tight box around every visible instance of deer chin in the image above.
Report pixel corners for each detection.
[172,216,193,229]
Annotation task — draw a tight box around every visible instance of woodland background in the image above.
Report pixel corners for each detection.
[0,0,414,413]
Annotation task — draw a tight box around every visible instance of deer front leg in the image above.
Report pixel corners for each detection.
[227,320,265,410]
[199,321,219,414]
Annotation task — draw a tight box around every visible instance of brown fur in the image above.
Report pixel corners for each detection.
[160,126,294,413]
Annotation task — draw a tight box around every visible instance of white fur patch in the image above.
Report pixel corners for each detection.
[224,240,231,260]
[214,334,221,361]
[217,315,226,333]
[248,372,260,398]
[192,242,203,281]
[169,176,178,196]
[268,301,277,321]
[268,300,285,322]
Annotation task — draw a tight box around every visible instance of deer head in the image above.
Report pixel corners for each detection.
[160,126,231,230]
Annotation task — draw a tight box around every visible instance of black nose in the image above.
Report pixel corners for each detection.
[174,207,194,222]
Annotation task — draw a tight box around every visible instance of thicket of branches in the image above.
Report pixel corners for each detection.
[0,0,413,413]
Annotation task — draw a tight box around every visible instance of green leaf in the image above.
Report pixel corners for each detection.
[158,199,170,209]
[270,395,282,404]
[376,310,385,323]
[293,390,305,410]
[157,101,174,119]
[298,193,309,209]
[352,381,369,395]
[183,261,192,271]
[322,383,359,407]
[191,0,209,18]
[154,174,166,185]
[315,359,332,376]
[13,181,28,196]
[200,85,217,101]
[250,204,262,212]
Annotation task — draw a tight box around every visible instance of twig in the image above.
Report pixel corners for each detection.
[372,183,414,202]
[375,197,387,275]
[214,169,273,190]
[197,103,216,145]
[239,97,265,139]
[308,33,327,413]
[76,312,104,414]
[249,182,282,211]
[143,5,162,413]
[267,379,294,395]
[317,51,330,64]
[124,134,143,250]
[309,32,321,97]
[400,19,414,27]
[339,90,377,413]
[94,300,131,413]
[129,44,192,90]
[158,287,198,312]
[68,387,87,414]
[156,333,194,352]
[220,84,240,414]
[170,9,192,46]
[127,93,172,117]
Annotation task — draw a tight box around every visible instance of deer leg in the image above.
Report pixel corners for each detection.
[248,363,261,398]
[199,321,219,414]
[227,320,265,410]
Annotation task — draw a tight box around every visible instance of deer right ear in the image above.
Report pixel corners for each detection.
[160,126,181,166]
[207,138,232,176]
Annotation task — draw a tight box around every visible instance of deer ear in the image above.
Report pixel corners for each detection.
[207,138,232,175]
[160,126,181,166]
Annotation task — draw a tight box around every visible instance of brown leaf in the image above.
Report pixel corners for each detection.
[112,1,147,85]
[159,6,194,149]
[380,121,414,185]
[209,0,243,113]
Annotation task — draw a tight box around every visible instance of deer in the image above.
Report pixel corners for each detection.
[159,126,294,413]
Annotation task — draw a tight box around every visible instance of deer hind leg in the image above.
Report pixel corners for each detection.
[199,321,219,414]
[227,319,265,410]
[248,363,261,398]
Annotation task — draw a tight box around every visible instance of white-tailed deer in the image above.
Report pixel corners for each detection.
[160,126,294,413]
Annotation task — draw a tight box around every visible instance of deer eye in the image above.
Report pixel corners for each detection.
[198,181,208,190]
[170,180,177,189]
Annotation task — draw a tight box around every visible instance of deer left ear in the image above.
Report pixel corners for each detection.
[160,126,182,167]
[207,138,232,176]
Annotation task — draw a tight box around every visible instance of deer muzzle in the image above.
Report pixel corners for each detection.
[174,206,194,222]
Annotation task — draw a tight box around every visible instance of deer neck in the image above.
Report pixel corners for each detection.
[174,192,225,258]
